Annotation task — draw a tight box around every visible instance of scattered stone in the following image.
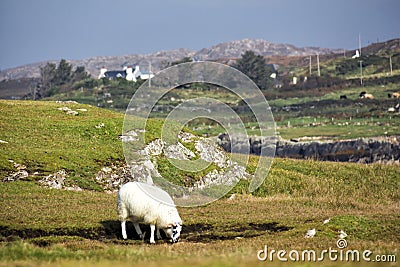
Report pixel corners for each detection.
[64,185,83,191]
[38,170,67,190]
[96,164,136,192]
[304,228,316,238]
[143,139,165,156]
[3,169,29,182]
[56,100,78,104]
[95,123,105,128]
[13,163,26,170]
[66,110,79,116]
[0,140,9,144]
[179,132,196,143]
[119,130,139,142]
[164,142,195,160]
[101,167,112,173]
[192,162,248,190]
[57,107,72,112]
[57,106,79,116]
[195,138,227,168]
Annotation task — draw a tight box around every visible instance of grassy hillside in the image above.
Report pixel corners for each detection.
[0,100,124,190]
[0,100,399,266]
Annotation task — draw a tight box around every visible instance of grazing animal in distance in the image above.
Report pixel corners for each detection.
[118,182,182,244]
[392,92,400,98]
[359,91,374,99]
[340,95,347,99]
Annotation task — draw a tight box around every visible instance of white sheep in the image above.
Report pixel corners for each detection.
[117,181,182,243]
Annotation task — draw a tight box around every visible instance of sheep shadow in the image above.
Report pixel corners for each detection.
[100,220,169,242]
[178,222,291,243]
[100,220,292,243]
[1,221,291,245]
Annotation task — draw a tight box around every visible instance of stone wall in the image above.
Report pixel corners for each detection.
[217,134,400,164]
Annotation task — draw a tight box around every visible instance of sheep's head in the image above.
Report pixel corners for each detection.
[166,222,182,243]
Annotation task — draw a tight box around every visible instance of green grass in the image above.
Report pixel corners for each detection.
[0,100,125,189]
[0,162,399,266]
[0,100,399,266]
[276,117,400,139]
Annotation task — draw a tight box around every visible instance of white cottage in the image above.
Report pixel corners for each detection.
[98,65,153,82]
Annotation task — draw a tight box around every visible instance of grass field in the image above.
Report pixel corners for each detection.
[0,100,399,266]
[1,160,399,267]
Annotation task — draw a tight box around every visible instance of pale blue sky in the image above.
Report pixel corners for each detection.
[0,0,399,69]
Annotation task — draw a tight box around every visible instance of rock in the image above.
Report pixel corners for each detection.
[96,164,139,192]
[178,132,196,143]
[218,134,400,164]
[57,106,79,116]
[66,110,79,116]
[101,167,112,173]
[57,107,71,111]
[38,170,67,189]
[195,138,227,168]
[164,142,195,160]
[119,130,139,142]
[3,169,29,182]
[143,139,165,156]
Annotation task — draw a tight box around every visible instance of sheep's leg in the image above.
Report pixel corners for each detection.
[133,222,144,239]
[156,228,162,240]
[121,221,127,239]
[149,224,156,244]
[118,202,129,239]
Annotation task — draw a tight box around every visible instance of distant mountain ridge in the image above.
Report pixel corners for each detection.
[0,48,195,81]
[193,38,341,60]
[0,38,347,80]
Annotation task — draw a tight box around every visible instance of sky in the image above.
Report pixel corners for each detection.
[0,0,399,70]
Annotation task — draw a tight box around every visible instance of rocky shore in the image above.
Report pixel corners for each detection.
[217,134,400,164]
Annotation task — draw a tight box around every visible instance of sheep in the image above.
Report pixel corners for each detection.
[363,93,374,99]
[117,181,182,244]
[392,92,400,98]
[340,95,347,99]
[359,91,374,99]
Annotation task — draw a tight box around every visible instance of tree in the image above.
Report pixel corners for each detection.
[53,59,73,85]
[233,51,274,90]
[35,59,89,99]
[72,66,90,83]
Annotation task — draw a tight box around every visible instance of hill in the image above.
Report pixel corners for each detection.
[0,48,195,81]
[0,100,399,266]
[0,38,342,81]
[1,38,400,102]
[194,38,342,60]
